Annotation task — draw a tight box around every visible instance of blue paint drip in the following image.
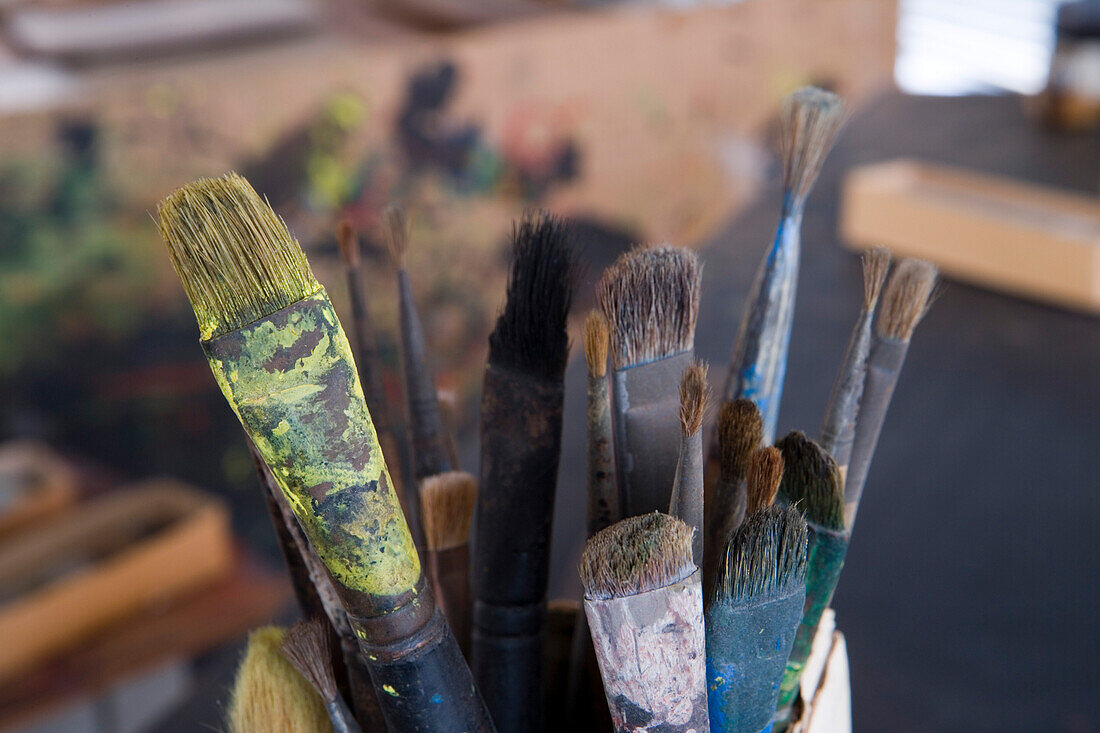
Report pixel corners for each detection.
[430,693,443,704]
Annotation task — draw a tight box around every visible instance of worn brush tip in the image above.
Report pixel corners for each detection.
[228,626,330,733]
[781,86,847,202]
[336,218,360,268]
[381,203,409,269]
[580,512,696,601]
[776,431,845,530]
[746,446,783,514]
[596,244,701,370]
[419,470,478,551]
[718,398,763,483]
[877,257,938,341]
[157,172,319,341]
[281,618,337,703]
[488,211,579,379]
[714,504,808,604]
[862,246,892,310]
[679,362,709,437]
[583,310,610,379]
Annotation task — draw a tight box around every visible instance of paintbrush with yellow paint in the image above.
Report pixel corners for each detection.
[158,173,493,732]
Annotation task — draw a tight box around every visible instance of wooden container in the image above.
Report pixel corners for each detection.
[0,479,233,682]
[0,441,78,543]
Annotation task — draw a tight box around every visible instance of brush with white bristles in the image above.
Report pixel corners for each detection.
[420,470,477,654]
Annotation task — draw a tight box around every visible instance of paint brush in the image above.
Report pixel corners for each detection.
[597,245,701,517]
[772,431,845,728]
[703,398,762,598]
[158,173,492,732]
[669,361,710,565]
[337,218,412,537]
[718,87,846,445]
[580,512,710,733]
[819,247,891,494]
[420,470,477,655]
[472,212,578,733]
[282,618,363,733]
[229,626,333,733]
[706,497,808,733]
[844,257,937,526]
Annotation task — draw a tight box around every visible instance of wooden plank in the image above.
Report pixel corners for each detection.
[0,441,78,542]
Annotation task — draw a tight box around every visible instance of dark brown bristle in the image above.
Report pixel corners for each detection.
[596,244,701,370]
[862,246,891,310]
[877,257,938,342]
[714,504,808,604]
[419,471,478,552]
[579,512,695,600]
[280,618,337,703]
[718,399,763,483]
[679,362,709,437]
[337,219,360,268]
[381,203,409,269]
[746,446,783,514]
[776,431,844,530]
[583,310,610,379]
[781,86,847,202]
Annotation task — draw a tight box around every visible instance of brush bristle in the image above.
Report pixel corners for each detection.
[714,504,808,604]
[596,244,701,370]
[157,172,320,341]
[776,431,844,530]
[579,512,696,600]
[679,362,709,437]
[336,219,360,268]
[583,310,610,379]
[228,626,331,733]
[382,203,409,269]
[781,86,846,202]
[281,618,337,703]
[746,446,783,514]
[419,470,478,551]
[488,211,579,379]
[718,399,763,483]
[877,257,938,341]
[862,246,891,310]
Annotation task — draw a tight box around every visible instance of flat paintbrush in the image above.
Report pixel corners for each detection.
[772,431,845,729]
[669,362,710,565]
[597,245,701,517]
[283,618,363,733]
[580,513,710,733]
[718,87,846,445]
[159,173,492,732]
[229,626,333,733]
[420,470,477,655]
[844,258,937,526]
[473,212,579,733]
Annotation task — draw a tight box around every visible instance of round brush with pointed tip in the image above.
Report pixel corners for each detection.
[229,626,333,733]
[772,431,846,727]
[580,513,710,733]
[669,362,710,565]
[420,470,477,655]
[718,86,847,446]
[282,618,363,733]
[598,245,701,518]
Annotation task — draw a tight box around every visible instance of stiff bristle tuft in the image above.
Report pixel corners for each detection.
[488,211,579,379]
[281,618,337,703]
[718,399,763,483]
[228,626,331,733]
[596,244,701,370]
[679,362,709,437]
[877,257,938,341]
[776,431,845,530]
[781,86,847,202]
[336,219,360,268]
[583,310,610,379]
[862,246,891,310]
[714,505,808,604]
[579,512,695,600]
[419,471,478,551]
[382,203,409,269]
[746,446,783,514]
[157,172,319,341]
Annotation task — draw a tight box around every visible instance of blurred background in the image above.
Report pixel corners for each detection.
[0,0,1096,730]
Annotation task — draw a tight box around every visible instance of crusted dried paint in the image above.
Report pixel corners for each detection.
[204,290,420,597]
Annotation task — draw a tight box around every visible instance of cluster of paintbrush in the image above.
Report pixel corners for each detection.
[156,83,939,733]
